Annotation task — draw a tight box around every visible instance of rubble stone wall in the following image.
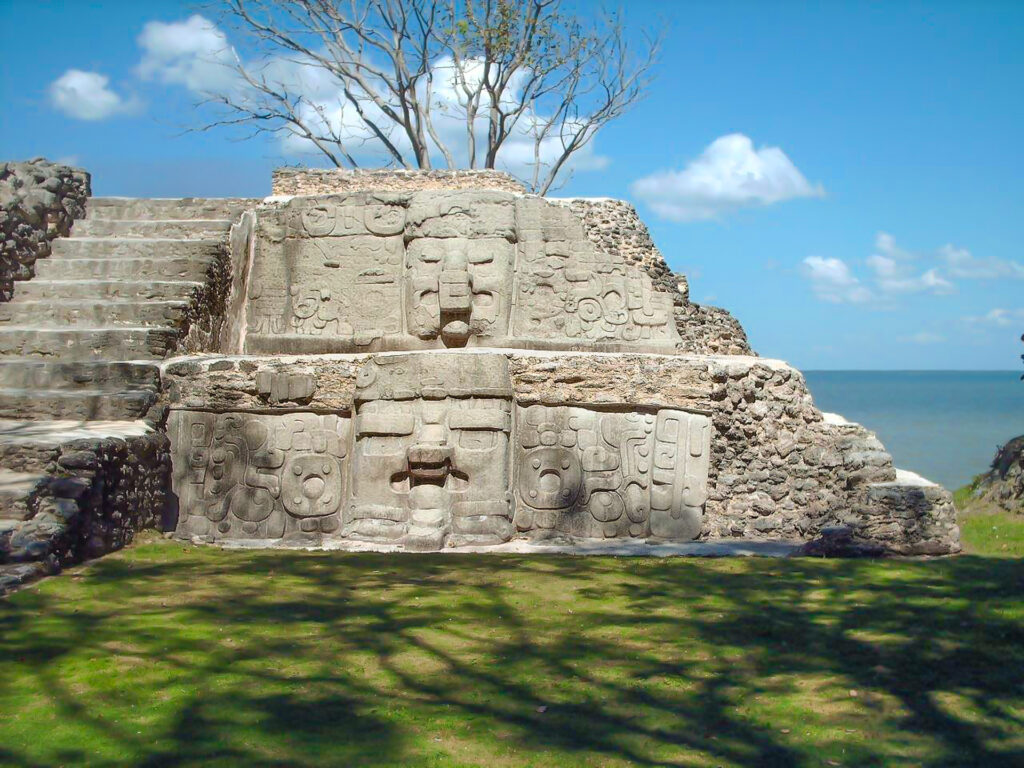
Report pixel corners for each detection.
[174,242,234,355]
[272,168,526,196]
[0,431,171,573]
[0,159,90,301]
[555,198,754,356]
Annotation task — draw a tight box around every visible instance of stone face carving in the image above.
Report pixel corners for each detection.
[170,354,711,545]
[345,354,513,550]
[405,237,514,346]
[170,411,350,539]
[241,192,680,354]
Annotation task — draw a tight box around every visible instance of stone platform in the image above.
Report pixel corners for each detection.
[163,350,958,555]
[0,165,960,593]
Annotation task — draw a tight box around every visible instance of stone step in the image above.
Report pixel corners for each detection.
[0,417,153,476]
[0,388,157,421]
[71,219,233,239]
[0,299,188,328]
[0,360,160,390]
[0,469,45,521]
[51,237,223,260]
[0,327,178,360]
[13,279,204,302]
[87,197,257,221]
[35,255,218,281]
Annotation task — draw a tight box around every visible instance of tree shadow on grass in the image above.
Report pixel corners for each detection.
[1,548,1022,767]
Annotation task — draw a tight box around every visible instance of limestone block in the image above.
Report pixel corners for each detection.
[164,356,364,413]
[406,191,516,240]
[509,353,713,410]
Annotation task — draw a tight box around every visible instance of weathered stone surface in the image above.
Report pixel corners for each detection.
[964,435,1024,513]
[1,159,90,301]
[553,198,753,356]
[164,350,958,554]
[239,192,681,354]
[163,355,364,412]
[0,173,256,587]
[0,167,963,572]
[168,353,713,548]
[347,354,513,549]
[170,411,350,541]
[272,167,526,196]
[0,421,169,578]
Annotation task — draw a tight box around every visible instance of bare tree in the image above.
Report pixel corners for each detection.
[202,0,661,193]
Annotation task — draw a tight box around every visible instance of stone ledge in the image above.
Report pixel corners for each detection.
[272,168,526,196]
[187,535,804,558]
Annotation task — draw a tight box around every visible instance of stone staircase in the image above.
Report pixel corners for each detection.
[0,196,255,590]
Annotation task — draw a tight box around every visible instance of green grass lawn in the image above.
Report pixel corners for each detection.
[2,524,1022,768]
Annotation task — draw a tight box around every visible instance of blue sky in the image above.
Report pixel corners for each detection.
[2,0,1022,370]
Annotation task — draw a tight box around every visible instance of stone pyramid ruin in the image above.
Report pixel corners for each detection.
[0,162,960,587]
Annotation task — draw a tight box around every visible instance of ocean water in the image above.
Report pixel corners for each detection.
[803,371,1024,491]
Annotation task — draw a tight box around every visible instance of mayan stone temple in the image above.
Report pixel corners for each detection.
[0,162,960,586]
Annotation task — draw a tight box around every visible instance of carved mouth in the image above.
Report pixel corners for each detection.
[407,444,452,485]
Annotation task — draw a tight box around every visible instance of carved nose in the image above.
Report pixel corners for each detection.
[439,270,472,312]
[408,444,451,465]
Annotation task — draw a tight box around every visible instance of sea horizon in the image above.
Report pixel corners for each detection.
[802,370,1023,492]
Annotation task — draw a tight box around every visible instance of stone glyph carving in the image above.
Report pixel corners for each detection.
[170,411,350,539]
[513,405,710,539]
[246,196,405,350]
[170,353,712,547]
[241,191,680,354]
[512,198,676,346]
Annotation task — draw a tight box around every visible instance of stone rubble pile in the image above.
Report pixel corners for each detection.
[0,158,90,300]
[967,435,1024,513]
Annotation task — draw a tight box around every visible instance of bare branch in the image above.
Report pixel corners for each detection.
[193,0,661,192]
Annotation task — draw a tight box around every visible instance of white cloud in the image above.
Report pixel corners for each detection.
[802,232,1019,306]
[873,231,914,261]
[136,15,238,94]
[866,251,954,296]
[938,244,1024,280]
[898,332,946,344]
[629,133,824,221]
[49,69,138,120]
[965,308,1024,327]
[801,256,873,304]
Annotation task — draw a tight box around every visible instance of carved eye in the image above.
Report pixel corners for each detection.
[356,365,378,388]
